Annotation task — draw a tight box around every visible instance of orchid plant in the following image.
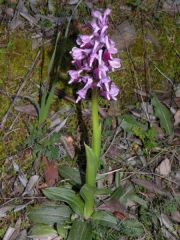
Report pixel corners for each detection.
[29,9,145,240]
[68,8,120,218]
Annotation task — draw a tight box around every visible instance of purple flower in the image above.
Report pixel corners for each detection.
[68,8,121,102]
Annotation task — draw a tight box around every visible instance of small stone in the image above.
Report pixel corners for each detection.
[163,0,180,14]
[5,8,14,17]
[174,84,180,97]
[111,21,136,51]
[171,211,180,223]
[156,158,171,176]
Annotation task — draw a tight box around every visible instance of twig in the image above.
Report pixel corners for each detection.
[102,126,121,158]
[153,64,174,86]
[0,50,41,129]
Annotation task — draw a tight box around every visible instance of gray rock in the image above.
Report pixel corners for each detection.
[111,20,136,51]
[163,0,180,14]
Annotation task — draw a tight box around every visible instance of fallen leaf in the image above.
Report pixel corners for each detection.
[113,211,127,220]
[44,158,58,187]
[131,178,170,197]
[156,158,171,176]
[159,213,178,237]
[97,199,128,219]
[22,175,39,196]
[171,211,180,223]
[3,227,16,240]
[60,135,75,159]
[0,206,14,218]
[14,104,37,116]
[174,109,180,126]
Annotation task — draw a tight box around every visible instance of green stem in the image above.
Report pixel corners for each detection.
[83,89,101,219]
[91,89,101,168]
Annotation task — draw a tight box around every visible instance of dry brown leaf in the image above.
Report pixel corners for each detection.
[174,109,180,126]
[60,135,75,159]
[131,178,170,197]
[156,158,171,176]
[113,211,127,220]
[97,199,128,216]
[43,158,58,187]
[14,104,37,116]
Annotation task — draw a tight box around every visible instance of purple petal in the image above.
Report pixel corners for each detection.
[97,76,111,88]
[92,10,102,20]
[77,34,93,48]
[71,47,91,60]
[104,8,111,18]
[76,77,93,102]
[109,83,119,100]
[109,58,121,69]
[68,70,82,84]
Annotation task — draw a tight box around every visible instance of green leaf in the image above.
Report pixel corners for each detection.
[67,219,92,240]
[80,184,95,218]
[129,194,148,208]
[85,144,97,187]
[151,95,173,135]
[44,85,56,120]
[45,145,59,160]
[47,31,61,81]
[115,172,124,188]
[120,219,144,237]
[59,165,82,187]
[119,114,148,132]
[94,188,112,195]
[43,187,84,216]
[57,223,68,238]
[91,211,118,229]
[29,205,72,225]
[28,224,57,238]
[111,185,134,205]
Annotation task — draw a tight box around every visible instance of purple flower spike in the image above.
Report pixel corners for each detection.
[68,8,121,102]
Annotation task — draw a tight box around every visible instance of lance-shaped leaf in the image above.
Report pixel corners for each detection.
[43,187,84,216]
[59,165,82,187]
[151,96,173,135]
[85,144,97,187]
[80,184,95,218]
[91,211,118,229]
[29,205,72,225]
[67,219,92,240]
[28,224,57,238]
